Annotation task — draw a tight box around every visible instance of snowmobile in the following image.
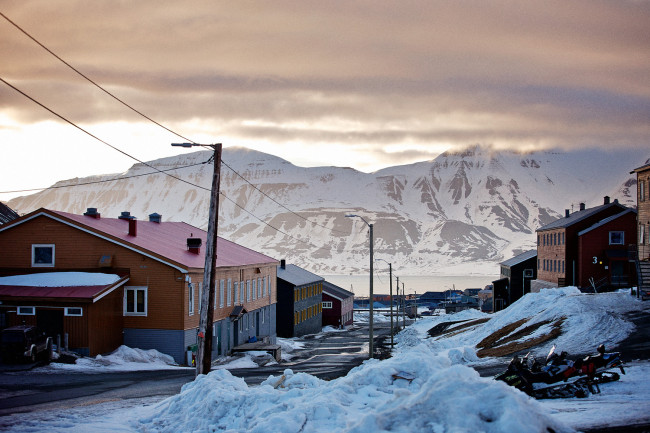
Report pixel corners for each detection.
[495,344,625,399]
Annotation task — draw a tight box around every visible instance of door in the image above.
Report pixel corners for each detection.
[233,319,239,347]
[610,261,626,287]
[36,309,64,339]
[256,312,260,336]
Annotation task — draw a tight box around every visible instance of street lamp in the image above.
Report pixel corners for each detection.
[172,142,222,376]
[345,214,374,358]
[375,258,393,347]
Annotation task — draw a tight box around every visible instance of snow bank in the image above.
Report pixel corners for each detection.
[135,344,571,433]
[47,345,182,371]
[404,288,642,363]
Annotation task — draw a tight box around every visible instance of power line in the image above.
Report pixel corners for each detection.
[0,11,345,235]
[0,160,210,195]
[1,74,342,252]
[0,76,211,193]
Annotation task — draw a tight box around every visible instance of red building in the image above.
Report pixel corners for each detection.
[533,197,636,292]
[577,208,637,289]
[322,281,354,328]
[0,207,278,363]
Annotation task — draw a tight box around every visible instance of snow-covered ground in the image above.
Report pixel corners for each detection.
[3,287,649,432]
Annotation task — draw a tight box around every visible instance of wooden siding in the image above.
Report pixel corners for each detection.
[88,288,124,356]
[637,168,650,260]
[0,215,186,331]
[577,212,637,288]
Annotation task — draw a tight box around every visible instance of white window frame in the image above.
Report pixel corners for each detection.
[323,301,333,309]
[65,307,83,317]
[234,281,240,304]
[219,279,225,308]
[31,244,55,267]
[257,277,262,298]
[609,231,625,245]
[124,286,148,316]
[246,280,251,302]
[640,224,646,246]
[252,278,256,300]
[227,279,232,306]
[189,283,195,316]
[17,306,35,315]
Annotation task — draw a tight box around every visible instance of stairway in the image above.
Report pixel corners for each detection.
[636,260,650,300]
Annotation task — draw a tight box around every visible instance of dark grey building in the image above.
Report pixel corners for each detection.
[492,249,537,311]
[276,260,323,337]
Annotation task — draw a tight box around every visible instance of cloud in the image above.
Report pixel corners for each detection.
[1,0,649,172]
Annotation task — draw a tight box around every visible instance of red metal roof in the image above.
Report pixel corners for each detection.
[0,275,130,302]
[32,209,278,271]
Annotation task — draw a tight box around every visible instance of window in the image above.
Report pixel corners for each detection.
[32,244,55,267]
[323,301,333,309]
[258,278,262,298]
[227,279,232,306]
[267,277,271,298]
[17,306,35,315]
[189,283,194,315]
[124,286,147,316]
[234,281,239,304]
[219,279,225,308]
[252,279,256,300]
[65,307,83,317]
[640,225,646,245]
[609,231,624,245]
[641,180,646,202]
[246,280,251,302]
[261,277,266,297]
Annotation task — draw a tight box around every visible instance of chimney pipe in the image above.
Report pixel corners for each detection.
[280,259,286,269]
[128,218,137,237]
[604,196,610,205]
[579,203,585,211]
[565,209,570,218]
[84,207,100,219]
[149,213,162,223]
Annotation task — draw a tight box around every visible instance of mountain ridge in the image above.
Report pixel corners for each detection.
[8,145,647,275]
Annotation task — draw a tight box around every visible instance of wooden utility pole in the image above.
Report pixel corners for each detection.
[173,142,222,376]
[196,143,222,375]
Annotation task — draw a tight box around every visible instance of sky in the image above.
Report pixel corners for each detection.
[1,1,650,202]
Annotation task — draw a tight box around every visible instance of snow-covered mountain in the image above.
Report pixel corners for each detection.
[7,145,648,275]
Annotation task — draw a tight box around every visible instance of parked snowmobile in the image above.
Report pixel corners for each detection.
[495,344,625,399]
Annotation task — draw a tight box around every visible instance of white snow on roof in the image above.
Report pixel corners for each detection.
[0,272,121,287]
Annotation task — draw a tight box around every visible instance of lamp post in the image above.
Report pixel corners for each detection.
[402,281,406,328]
[376,258,393,346]
[345,214,374,358]
[172,142,222,376]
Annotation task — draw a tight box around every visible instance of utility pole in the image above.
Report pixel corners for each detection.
[402,281,406,329]
[172,142,222,376]
[388,262,393,346]
[395,275,400,330]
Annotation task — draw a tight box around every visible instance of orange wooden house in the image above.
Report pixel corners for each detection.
[0,208,279,363]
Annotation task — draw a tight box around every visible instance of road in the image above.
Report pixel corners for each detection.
[0,323,392,416]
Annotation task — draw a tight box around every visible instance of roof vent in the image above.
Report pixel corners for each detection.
[187,238,202,254]
[579,203,586,211]
[149,213,162,223]
[84,207,101,219]
[118,211,133,220]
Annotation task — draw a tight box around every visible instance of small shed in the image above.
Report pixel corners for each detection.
[322,281,354,328]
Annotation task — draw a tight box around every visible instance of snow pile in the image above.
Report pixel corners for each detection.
[403,287,642,363]
[354,310,391,324]
[47,345,181,371]
[136,344,571,433]
[0,272,121,286]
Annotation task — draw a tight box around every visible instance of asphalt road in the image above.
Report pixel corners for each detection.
[0,322,392,416]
